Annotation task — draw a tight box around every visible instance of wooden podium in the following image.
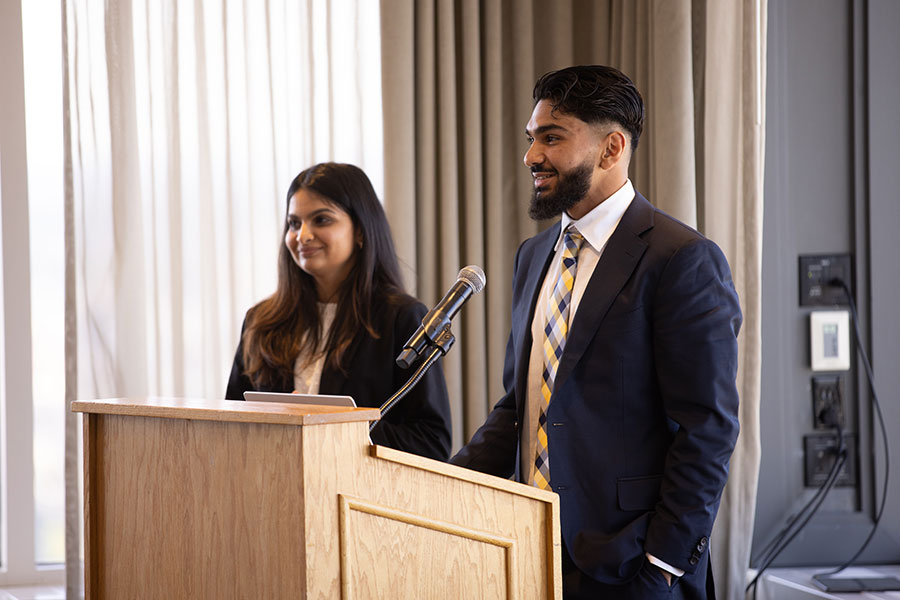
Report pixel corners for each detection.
[72,397,561,599]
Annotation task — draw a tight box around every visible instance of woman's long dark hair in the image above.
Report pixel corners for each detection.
[241,163,406,388]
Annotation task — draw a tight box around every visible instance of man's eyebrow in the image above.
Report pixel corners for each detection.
[525,124,569,137]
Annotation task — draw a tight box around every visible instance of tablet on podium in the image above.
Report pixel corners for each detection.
[243,391,356,407]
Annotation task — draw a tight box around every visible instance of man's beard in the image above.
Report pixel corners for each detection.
[528,160,592,221]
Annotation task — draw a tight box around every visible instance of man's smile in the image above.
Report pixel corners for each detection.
[532,169,557,189]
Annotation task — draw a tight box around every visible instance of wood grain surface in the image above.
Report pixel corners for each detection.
[76,397,561,599]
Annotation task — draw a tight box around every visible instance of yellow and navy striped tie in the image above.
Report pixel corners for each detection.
[533,227,584,490]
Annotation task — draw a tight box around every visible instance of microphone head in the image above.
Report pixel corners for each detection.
[458,265,486,294]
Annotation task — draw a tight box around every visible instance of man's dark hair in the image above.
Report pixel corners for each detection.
[532,65,645,151]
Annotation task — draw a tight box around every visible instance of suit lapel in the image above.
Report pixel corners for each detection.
[552,193,655,393]
[513,224,559,412]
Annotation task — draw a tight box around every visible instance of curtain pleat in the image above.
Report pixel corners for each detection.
[702,2,766,598]
[457,0,488,434]
[61,1,80,596]
[380,0,764,595]
[481,0,514,414]
[380,1,417,282]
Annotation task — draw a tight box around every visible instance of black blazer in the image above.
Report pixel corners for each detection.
[451,193,742,591]
[226,295,452,461]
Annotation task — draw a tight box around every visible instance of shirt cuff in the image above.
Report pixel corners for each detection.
[645,552,685,578]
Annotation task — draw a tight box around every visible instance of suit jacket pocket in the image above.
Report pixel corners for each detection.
[617,475,662,512]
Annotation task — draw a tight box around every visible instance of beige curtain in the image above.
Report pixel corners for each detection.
[380,1,765,597]
[62,0,383,596]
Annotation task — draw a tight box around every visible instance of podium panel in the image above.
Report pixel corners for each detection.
[339,495,513,598]
[73,397,561,599]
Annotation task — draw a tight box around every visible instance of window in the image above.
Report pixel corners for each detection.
[23,0,67,568]
[0,0,67,586]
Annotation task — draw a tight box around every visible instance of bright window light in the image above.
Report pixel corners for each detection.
[22,0,66,566]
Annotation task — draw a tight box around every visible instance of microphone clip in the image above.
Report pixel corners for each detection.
[396,319,455,369]
[429,323,455,355]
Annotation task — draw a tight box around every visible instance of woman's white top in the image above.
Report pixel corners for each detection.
[292,302,337,394]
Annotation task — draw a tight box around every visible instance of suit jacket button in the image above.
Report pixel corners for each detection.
[700,537,708,546]
[689,556,699,566]
[696,543,705,552]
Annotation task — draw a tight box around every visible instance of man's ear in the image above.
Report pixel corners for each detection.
[599,130,628,169]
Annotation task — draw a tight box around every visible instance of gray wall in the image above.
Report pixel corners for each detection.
[753,0,900,566]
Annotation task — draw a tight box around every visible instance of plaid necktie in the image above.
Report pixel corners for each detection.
[533,227,584,490]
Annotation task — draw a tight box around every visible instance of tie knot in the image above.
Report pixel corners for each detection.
[564,228,584,254]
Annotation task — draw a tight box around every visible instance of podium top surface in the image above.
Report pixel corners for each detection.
[71,396,380,426]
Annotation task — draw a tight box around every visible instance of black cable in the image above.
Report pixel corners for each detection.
[746,424,847,599]
[751,436,838,567]
[749,435,846,598]
[749,449,846,599]
[752,418,846,568]
[751,390,846,568]
[752,453,847,600]
[815,278,891,576]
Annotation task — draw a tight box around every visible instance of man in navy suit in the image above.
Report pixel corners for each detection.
[450,65,742,599]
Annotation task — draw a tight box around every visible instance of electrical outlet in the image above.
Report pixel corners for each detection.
[803,433,856,487]
[799,254,853,306]
[812,375,844,429]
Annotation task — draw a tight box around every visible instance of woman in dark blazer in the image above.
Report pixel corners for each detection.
[226,162,451,461]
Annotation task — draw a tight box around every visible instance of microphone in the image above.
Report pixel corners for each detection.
[396,265,486,369]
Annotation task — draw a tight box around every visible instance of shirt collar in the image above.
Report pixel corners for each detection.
[555,179,635,252]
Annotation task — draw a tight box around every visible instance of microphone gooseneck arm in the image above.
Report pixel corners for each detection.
[370,324,455,433]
